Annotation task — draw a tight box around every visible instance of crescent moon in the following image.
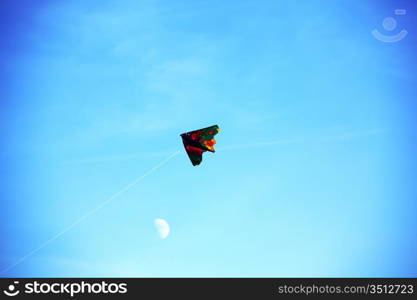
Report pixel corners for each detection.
[154,218,170,239]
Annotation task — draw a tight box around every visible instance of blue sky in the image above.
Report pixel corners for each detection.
[1,0,416,277]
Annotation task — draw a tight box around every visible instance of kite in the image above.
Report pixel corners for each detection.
[180,125,220,166]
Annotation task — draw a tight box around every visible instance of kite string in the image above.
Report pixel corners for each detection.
[0,150,181,275]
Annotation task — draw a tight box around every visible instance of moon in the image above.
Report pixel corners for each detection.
[154,218,170,239]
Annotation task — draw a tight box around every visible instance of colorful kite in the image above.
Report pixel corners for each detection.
[180,125,220,166]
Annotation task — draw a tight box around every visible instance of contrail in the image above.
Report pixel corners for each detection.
[217,137,305,151]
[217,128,386,151]
[1,128,386,274]
[0,150,181,275]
